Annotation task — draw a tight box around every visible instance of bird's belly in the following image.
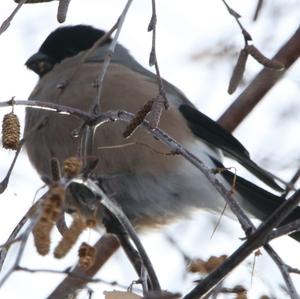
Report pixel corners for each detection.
[99,163,227,229]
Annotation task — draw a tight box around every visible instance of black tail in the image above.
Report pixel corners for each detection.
[211,157,300,242]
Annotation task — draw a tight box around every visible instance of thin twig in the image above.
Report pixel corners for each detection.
[0,222,25,271]
[0,0,27,35]
[253,0,264,21]
[264,246,299,299]
[148,0,168,128]
[223,0,284,95]
[268,220,300,241]
[81,0,133,171]
[0,116,48,193]
[0,137,24,193]
[288,267,300,275]
[124,0,169,135]
[17,264,142,292]
[65,21,118,88]
[94,0,133,114]
[221,0,252,44]
[0,99,91,121]
[282,166,300,198]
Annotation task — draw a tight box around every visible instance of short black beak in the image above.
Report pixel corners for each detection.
[25,52,55,77]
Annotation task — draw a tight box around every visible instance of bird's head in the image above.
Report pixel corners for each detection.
[25,25,110,77]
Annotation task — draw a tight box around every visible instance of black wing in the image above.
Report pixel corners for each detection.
[179,104,282,191]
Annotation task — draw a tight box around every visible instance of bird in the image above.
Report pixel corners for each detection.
[24,24,300,241]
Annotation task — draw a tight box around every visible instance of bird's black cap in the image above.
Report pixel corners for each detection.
[26,25,110,76]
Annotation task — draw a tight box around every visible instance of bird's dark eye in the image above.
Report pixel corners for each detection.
[25,52,56,77]
[33,59,54,76]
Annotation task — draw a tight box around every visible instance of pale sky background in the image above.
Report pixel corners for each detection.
[0,1,300,298]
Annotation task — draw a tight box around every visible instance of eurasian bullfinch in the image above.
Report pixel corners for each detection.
[24,25,300,241]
